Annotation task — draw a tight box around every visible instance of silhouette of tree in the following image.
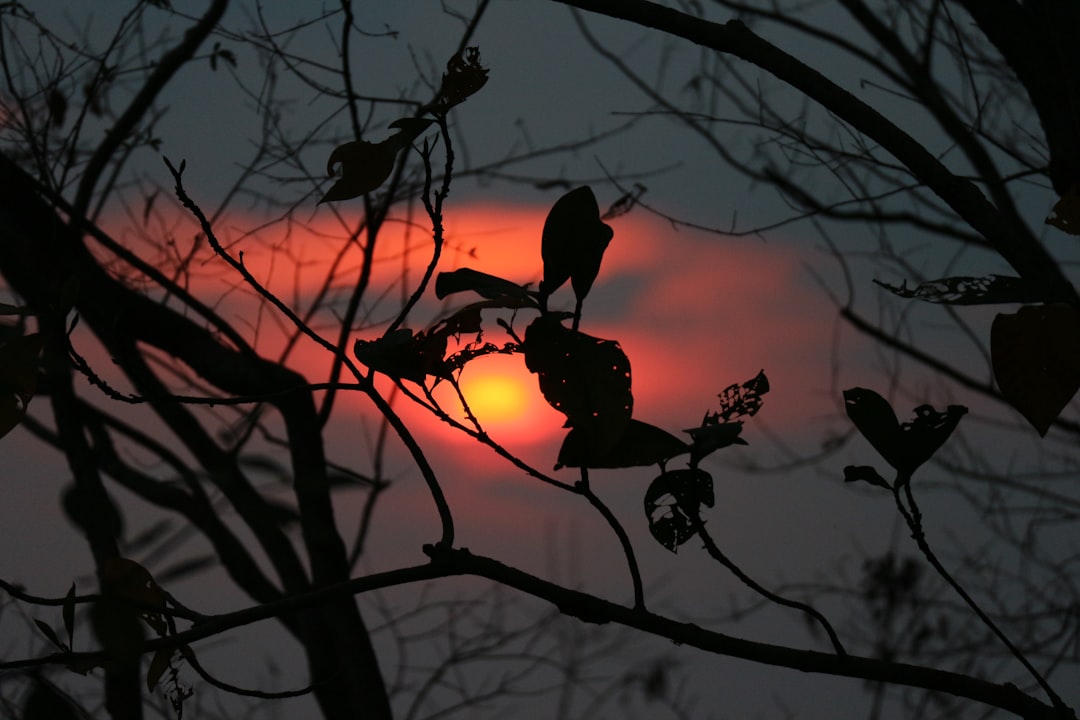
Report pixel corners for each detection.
[0,2,1077,720]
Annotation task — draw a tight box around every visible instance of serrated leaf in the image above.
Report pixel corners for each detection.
[556,419,688,470]
[875,275,1044,305]
[34,618,64,650]
[524,316,632,452]
[843,465,892,490]
[992,304,1080,435]
[644,469,713,552]
[1046,184,1080,235]
[63,582,76,648]
[147,647,173,691]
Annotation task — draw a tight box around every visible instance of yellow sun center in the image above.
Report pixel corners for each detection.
[459,372,530,425]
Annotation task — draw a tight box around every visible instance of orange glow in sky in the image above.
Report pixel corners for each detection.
[459,366,529,425]
[98,197,836,471]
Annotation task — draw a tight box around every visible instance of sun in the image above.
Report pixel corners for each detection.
[444,354,559,444]
[459,370,530,425]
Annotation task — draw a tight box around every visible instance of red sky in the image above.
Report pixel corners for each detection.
[98,197,839,471]
[33,197,844,581]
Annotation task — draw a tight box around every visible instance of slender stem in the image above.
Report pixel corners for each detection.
[680,498,845,655]
[576,468,646,610]
[893,476,1066,710]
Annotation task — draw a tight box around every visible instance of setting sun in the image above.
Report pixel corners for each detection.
[459,370,530,425]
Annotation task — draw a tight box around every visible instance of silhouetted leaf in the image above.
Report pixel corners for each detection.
[100,558,165,611]
[556,419,688,470]
[992,304,1080,435]
[875,275,1044,304]
[844,388,966,476]
[147,647,173,691]
[524,316,631,451]
[319,118,433,203]
[684,420,747,466]
[34,618,65,650]
[63,582,76,648]
[0,333,42,439]
[843,465,892,490]
[428,46,489,112]
[1046,184,1080,235]
[540,186,614,314]
[354,328,448,383]
[435,267,533,302]
[716,370,769,421]
[644,468,713,552]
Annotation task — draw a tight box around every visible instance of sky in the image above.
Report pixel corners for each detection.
[2,1,1074,719]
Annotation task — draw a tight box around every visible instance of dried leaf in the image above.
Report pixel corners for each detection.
[644,468,713,552]
[716,370,769,421]
[875,275,1044,305]
[992,304,1080,435]
[354,328,448,384]
[430,46,489,111]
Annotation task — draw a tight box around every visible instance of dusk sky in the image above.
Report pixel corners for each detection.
[2,2,1072,719]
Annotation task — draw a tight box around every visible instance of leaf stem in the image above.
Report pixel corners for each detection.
[893,475,1065,710]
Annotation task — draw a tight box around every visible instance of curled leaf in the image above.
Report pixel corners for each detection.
[435,267,534,302]
[875,275,1044,305]
[540,186,614,314]
[319,118,433,203]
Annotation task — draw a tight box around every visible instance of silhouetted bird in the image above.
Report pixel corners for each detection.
[539,186,614,329]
